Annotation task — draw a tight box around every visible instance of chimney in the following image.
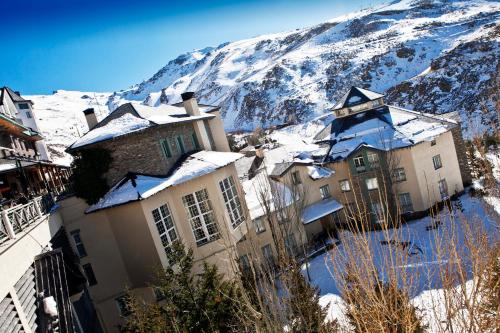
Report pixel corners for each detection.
[181,92,200,116]
[181,92,212,151]
[255,144,265,158]
[83,108,98,129]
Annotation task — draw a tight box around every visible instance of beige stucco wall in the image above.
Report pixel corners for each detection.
[59,162,247,332]
[0,212,62,301]
[410,131,464,208]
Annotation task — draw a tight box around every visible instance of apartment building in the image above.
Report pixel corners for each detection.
[60,93,249,332]
[0,87,71,200]
[267,87,467,239]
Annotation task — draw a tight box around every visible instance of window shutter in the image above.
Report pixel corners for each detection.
[176,136,186,154]
[191,133,200,149]
[161,139,172,158]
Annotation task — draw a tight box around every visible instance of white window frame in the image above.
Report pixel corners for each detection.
[152,203,178,253]
[366,177,379,190]
[367,152,379,167]
[261,244,274,265]
[393,167,407,182]
[353,155,366,172]
[254,217,266,233]
[433,154,442,169]
[291,171,301,185]
[398,193,413,213]
[320,184,331,199]
[371,202,384,224]
[219,176,245,228]
[339,179,351,192]
[70,230,87,258]
[182,189,220,246]
[438,179,448,200]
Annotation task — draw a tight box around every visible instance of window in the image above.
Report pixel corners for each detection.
[291,171,301,185]
[353,155,366,172]
[219,176,245,228]
[393,168,407,182]
[399,193,413,213]
[182,189,220,246]
[284,234,298,257]
[438,179,448,200]
[25,111,32,119]
[70,230,87,258]
[320,184,331,199]
[152,204,178,253]
[18,103,29,110]
[433,154,442,170]
[431,139,436,146]
[366,177,379,190]
[115,295,132,317]
[254,217,266,233]
[82,263,97,286]
[176,135,186,154]
[239,255,250,271]
[191,132,200,150]
[277,210,288,224]
[367,152,379,167]
[261,244,274,265]
[339,179,351,192]
[160,139,172,158]
[370,202,384,224]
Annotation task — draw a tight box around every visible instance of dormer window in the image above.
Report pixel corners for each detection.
[18,103,29,110]
[353,155,366,172]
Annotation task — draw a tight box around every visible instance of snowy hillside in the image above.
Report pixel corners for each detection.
[27,0,499,162]
[27,91,111,165]
[110,0,499,133]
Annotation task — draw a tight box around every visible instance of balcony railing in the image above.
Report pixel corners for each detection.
[0,195,53,245]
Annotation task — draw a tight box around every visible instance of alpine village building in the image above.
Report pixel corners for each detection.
[0,87,97,333]
[58,87,469,332]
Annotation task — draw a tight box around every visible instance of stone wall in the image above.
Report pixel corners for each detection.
[94,122,198,186]
[450,125,472,186]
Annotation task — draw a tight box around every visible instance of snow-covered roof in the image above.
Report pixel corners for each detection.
[315,105,456,162]
[301,198,343,224]
[307,165,334,180]
[333,86,384,110]
[69,102,215,150]
[86,150,243,213]
[242,171,294,220]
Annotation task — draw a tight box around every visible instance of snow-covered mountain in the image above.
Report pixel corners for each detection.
[28,0,499,163]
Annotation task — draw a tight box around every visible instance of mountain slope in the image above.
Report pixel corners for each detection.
[110,0,499,134]
[28,0,499,163]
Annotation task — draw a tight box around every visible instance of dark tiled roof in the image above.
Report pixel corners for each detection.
[0,86,31,104]
[333,86,384,110]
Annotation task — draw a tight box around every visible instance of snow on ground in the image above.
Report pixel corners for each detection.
[308,193,499,329]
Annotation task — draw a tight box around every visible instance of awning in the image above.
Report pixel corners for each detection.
[301,198,343,224]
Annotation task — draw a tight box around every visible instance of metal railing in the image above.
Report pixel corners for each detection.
[0,195,52,245]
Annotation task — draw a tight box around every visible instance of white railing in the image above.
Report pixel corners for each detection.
[0,196,45,245]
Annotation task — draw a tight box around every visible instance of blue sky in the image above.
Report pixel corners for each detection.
[1,0,385,94]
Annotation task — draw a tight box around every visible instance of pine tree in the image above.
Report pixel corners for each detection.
[122,241,245,333]
[285,261,339,333]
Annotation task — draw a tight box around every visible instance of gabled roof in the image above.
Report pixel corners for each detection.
[68,102,215,151]
[0,86,32,105]
[315,105,457,162]
[332,86,384,110]
[86,150,243,213]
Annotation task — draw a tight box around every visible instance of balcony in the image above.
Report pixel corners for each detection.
[0,195,54,245]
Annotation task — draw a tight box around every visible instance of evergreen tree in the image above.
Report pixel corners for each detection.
[122,241,244,333]
[71,148,112,204]
[285,261,339,333]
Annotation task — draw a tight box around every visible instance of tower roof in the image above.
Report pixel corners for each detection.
[332,86,384,110]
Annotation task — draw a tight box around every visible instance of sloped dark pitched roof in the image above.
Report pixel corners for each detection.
[0,86,32,105]
[332,86,384,110]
